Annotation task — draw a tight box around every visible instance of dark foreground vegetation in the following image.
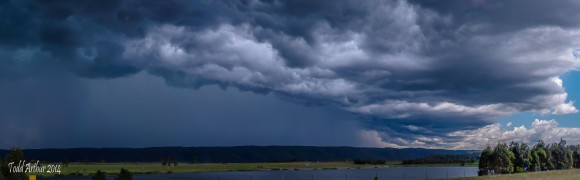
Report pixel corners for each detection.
[0,148,135,179]
[478,139,580,176]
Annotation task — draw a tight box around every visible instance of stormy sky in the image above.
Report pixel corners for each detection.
[1,0,580,149]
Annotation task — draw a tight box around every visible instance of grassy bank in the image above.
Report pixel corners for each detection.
[29,161,477,177]
[36,162,392,176]
[451,169,580,180]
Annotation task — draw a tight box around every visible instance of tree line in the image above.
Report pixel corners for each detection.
[402,153,478,165]
[479,139,580,176]
[352,159,386,165]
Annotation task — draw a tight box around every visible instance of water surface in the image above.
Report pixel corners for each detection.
[134,166,477,180]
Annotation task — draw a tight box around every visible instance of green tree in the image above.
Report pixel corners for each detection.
[537,148,551,170]
[547,140,571,170]
[492,142,515,174]
[529,149,540,171]
[536,140,546,150]
[478,139,580,176]
[533,140,550,171]
[478,146,494,175]
[509,142,530,173]
[564,146,574,169]
[572,145,580,168]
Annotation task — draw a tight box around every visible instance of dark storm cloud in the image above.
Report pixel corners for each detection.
[0,73,370,148]
[1,0,579,148]
[411,0,580,31]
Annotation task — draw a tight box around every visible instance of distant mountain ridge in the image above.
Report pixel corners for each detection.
[0,146,479,163]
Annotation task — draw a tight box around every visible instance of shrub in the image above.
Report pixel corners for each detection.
[92,170,107,180]
[116,168,132,180]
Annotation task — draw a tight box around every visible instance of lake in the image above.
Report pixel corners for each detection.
[137,166,477,180]
[44,166,477,180]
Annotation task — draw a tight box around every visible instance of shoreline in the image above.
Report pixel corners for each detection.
[28,162,476,177]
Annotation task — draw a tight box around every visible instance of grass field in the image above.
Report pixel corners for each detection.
[36,162,396,176]
[28,161,477,177]
[451,169,580,180]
